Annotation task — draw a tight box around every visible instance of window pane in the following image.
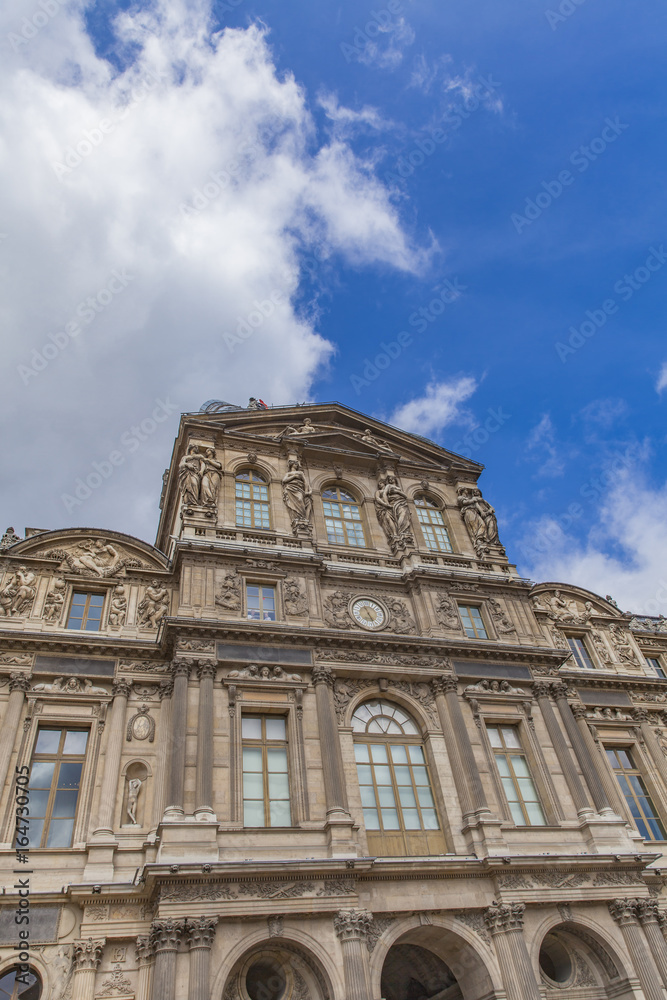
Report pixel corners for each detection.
[417,786,435,808]
[58,762,83,789]
[63,731,88,755]
[363,808,380,830]
[35,730,61,755]
[487,727,501,748]
[508,801,526,825]
[510,755,530,777]
[374,766,392,785]
[46,818,75,848]
[30,762,55,788]
[242,748,263,771]
[354,744,370,762]
[412,767,430,785]
[268,772,289,799]
[525,801,547,825]
[356,764,373,784]
[52,790,78,818]
[265,718,286,741]
[27,819,45,848]
[269,800,291,826]
[242,718,263,740]
[381,809,400,830]
[360,786,377,807]
[422,809,439,830]
[29,790,50,818]
[502,728,521,749]
[377,786,397,808]
[267,748,288,772]
[495,755,511,777]
[408,745,425,763]
[243,800,265,826]
[243,772,264,797]
[402,809,421,829]
[394,766,412,786]
[370,744,388,763]
[398,787,417,809]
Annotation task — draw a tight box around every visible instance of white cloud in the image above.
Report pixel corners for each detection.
[656,362,667,394]
[0,0,427,541]
[354,17,415,71]
[525,413,568,477]
[517,464,667,615]
[389,376,477,437]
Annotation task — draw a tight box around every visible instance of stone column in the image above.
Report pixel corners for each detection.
[135,935,154,1000]
[553,683,613,814]
[150,919,184,1000]
[438,674,491,817]
[571,705,627,816]
[333,909,373,1000]
[432,676,474,817]
[0,673,30,798]
[483,903,541,1000]
[637,900,667,991]
[71,939,104,1000]
[312,665,349,817]
[609,900,666,1000]
[195,662,217,819]
[165,662,190,818]
[533,683,593,817]
[152,679,174,827]
[93,680,131,836]
[186,916,218,1000]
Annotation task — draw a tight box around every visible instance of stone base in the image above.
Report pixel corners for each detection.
[83,838,118,882]
[157,819,220,862]
[579,813,647,853]
[461,812,507,857]
[325,811,360,858]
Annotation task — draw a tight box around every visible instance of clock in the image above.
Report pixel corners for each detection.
[351,597,387,630]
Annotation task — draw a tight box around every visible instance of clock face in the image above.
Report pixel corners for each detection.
[351,598,386,630]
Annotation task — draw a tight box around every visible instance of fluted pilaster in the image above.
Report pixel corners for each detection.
[152,679,173,826]
[609,899,665,1000]
[149,919,185,1000]
[484,903,541,1000]
[312,664,349,817]
[637,900,667,991]
[165,662,190,816]
[93,680,131,835]
[334,909,373,1000]
[71,939,104,1000]
[437,674,490,817]
[186,916,218,1000]
[533,682,593,817]
[195,662,216,818]
[0,673,30,798]
[553,683,612,814]
[135,935,154,1000]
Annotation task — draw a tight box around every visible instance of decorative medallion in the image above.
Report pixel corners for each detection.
[126,705,155,742]
[350,597,387,631]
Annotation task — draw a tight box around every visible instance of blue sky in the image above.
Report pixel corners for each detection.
[2,0,666,612]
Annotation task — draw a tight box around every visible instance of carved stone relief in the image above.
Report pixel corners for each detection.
[108,585,127,627]
[178,444,222,512]
[227,664,301,681]
[215,573,242,611]
[282,460,313,537]
[126,705,155,742]
[284,578,308,616]
[136,581,170,629]
[609,625,640,665]
[0,566,37,617]
[374,472,414,554]
[532,591,593,625]
[457,486,503,557]
[31,676,108,695]
[488,598,516,635]
[45,540,144,577]
[434,590,462,631]
[43,578,66,624]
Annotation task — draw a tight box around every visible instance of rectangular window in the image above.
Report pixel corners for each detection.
[66,592,105,631]
[566,635,594,669]
[487,725,546,826]
[242,716,291,827]
[354,742,439,834]
[322,503,366,547]
[606,746,666,841]
[24,728,89,848]
[458,604,488,639]
[246,584,276,621]
[646,656,666,679]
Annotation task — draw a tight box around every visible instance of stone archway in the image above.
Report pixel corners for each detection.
[535,922,635,999]
[381,943,460,1000]
[221,941,331,1000]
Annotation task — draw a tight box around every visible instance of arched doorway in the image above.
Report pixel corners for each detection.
[536,922,632,998]
[381,943,460,1000]
[222,942,331,1000]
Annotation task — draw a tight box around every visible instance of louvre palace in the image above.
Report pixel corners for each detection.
[2,399,667,1000]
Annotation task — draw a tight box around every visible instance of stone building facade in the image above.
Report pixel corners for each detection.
[1,400,667,1000]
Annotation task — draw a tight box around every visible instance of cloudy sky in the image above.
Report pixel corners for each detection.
[2,0,666,614]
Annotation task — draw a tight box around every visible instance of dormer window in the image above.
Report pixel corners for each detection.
[414,495,453,553]
[322,486,366,547]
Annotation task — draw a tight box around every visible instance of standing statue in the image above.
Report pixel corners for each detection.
[200,448,223,506]
[126,777,143,824]
[374,472,414,553]
[43,578,66,623]
[178,445,203,507]
[282,459,313,536]
[108,585,127,627]
[457,486,501,557]
[136,581,170,629]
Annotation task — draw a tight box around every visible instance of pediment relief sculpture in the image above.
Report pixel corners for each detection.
[44,539,145,578]
[354,428,395,453]
[457,486,503,558]
[374,472,414,554]
[282,417,320,437]
[532,590,594,625]
[0,566,37,617]
[31,675,108,695]
[629,615,667,634]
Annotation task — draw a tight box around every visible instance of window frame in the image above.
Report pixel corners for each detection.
[646,655,666,679]
[0,966,43,999]
[413,494,454,554]
[605,743,667,842]
[22,726,90,849]
[241,714,292,828]
[565,633,595,669]
[458,603,489,640]
[486,722,547,827]
[320,484,367,548]
[65,591,106,631]
[235,468,272,530]
[245,583,277,622]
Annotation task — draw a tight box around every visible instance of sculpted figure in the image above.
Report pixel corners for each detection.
[592,630,613,664]
[215,573,241,610]
[284,578,308,615]
[7,567,37,616]
[126,777,143,824]
[137,580,170,628]
[282,459,313,535]
[0,527,21,549]
[436,592,460,630]
[323,591,350,629]
[178,445,202,507]
[457,486,500,556]
[358,428,393,452]
[284,417,315,436]
[200,448,222,506]
[43,578,66,623]
[374,472,414,551]
[108,585,127,627]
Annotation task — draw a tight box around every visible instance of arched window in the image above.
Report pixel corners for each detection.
[352,699,445,855]
[321,486,366,547]
[235,470,270,529]
[414,495,453,553]
[0,968,42,1000]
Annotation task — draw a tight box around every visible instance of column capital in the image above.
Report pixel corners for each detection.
[609,898,640,926]
[186,916,218,950]
[312,664,335,688]
[532,681,553,700]
[112,678,132,699]
[551,681,570,700]
[634,707,651,724]
[135,934,154,966]
[483,902,525,935]
[73,938,105,971]
[172,659,192,679]
[159,678,174,699]
[8,672,30,693]
[150,918,186,953]
[197,661,217,681]
[432,674,458,695]
[636,899,661,925]
[571,703,588,721]
[333,908,374,942]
